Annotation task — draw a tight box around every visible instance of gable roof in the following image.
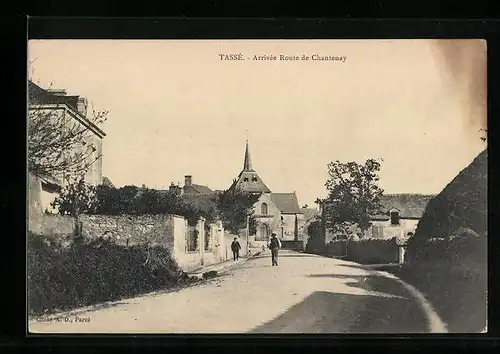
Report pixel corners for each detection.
[183,184,214,195]
[231,170,272,193]
[372,193,435,219]
[270,193,302,214]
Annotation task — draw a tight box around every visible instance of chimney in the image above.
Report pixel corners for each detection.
[77,96,88,117]
[169,182,179,193]
[185,175,192,187]
[141,184,146,189]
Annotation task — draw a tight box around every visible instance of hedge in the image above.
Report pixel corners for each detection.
[27,232,192,316]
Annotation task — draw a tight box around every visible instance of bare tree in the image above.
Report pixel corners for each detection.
[28,62,108,181]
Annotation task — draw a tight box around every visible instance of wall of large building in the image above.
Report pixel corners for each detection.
[29,106,104,189]
[28,174,60,217]
[253,193,281,240]
[82,134,103,186]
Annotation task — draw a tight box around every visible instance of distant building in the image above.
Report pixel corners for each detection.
[182,175,214,195]
[368,194,434,240]
[230,141,304,243]
[321,193,434,243]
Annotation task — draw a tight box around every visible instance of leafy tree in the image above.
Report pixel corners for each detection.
[215,188,259,234]
[92,185,210,226]
[305,220,325,253]
[94,185,139,215]
[51,177,98,217]
[51,177,98,241]
[56,181,220,228]
[323,159,384,236]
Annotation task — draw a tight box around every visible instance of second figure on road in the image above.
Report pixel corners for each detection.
[268,233,281,266]
[231,237,241,261]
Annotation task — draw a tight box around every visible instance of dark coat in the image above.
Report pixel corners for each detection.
[231,240,241,252]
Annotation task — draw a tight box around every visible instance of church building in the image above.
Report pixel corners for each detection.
[230,141,304,245]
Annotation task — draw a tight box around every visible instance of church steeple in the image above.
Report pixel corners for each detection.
[230,140,271,193]
[243,140,253,171]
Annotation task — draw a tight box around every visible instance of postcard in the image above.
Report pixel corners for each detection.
[27,39,487,334]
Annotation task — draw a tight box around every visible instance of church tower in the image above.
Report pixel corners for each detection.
[230,141,271,194]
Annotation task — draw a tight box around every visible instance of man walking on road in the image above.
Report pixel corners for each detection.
[231,237,241,261]
[268,233,281,266]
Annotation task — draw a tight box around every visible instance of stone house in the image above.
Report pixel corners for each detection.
[368,194,435,240]
[229,141,304,247]
[319,193,434,244]
[28,81,106,215]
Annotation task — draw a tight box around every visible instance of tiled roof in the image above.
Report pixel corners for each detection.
[372,193,435,219]
[29,81,80,112]
[270,193,302,214]
[183,184,214,195]
[181,194,217,214]
[231,170,271,193]
[30,171,62,188]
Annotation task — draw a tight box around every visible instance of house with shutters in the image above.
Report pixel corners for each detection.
[229,141,304,247]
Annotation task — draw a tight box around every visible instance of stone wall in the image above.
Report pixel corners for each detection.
[324,239,401,264]
[28,211,242,272]
[28,213,176,249]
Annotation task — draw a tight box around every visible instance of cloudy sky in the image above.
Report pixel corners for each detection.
[28,39,487,207]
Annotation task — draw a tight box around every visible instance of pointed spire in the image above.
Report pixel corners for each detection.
[243,140,253,171]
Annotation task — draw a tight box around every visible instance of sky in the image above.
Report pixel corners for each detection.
[28,39,487,207]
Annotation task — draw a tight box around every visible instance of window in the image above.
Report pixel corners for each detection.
[390,211,400,225]
[252,177,258,181]
[261,203,268,215]
[41,181,61,194]
[243,177,249,182]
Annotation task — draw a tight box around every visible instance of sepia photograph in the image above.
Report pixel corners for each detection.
[27,39,487,334]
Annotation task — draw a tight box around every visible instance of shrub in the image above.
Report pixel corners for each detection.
[28,232,189,316]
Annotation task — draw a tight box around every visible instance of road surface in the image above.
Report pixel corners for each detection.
[29,250,446,333]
